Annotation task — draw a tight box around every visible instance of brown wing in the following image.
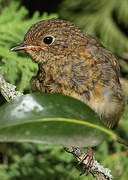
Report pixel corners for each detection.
[78,35,125,128]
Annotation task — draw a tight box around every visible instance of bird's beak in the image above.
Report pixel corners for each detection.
[10,43,35,51]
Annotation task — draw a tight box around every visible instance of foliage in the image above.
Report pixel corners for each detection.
[59,0,128,55]
[0,0,128,180]
[0,140,128,180]
[0,1,58,92]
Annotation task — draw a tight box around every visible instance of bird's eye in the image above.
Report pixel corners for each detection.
[43,36,54,45]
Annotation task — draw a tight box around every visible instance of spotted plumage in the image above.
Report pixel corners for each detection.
[11,18,125,129]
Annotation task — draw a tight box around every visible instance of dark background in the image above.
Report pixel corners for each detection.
[22,0,62,16]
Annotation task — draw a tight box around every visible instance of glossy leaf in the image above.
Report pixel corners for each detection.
[0,93,124,147]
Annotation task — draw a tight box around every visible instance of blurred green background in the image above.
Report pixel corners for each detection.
[0,0,128,179]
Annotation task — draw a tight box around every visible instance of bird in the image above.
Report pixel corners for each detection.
[11,18,125,172]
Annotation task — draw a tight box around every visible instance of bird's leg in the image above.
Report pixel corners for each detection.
[77,147,94,175]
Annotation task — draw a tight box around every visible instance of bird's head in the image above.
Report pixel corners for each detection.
[11,19,86,63]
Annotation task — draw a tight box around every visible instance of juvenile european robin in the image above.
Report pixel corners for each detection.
[11,18,125,171]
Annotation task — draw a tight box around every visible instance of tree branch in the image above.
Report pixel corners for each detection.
[0,74,23,102]
[65,146,113,180]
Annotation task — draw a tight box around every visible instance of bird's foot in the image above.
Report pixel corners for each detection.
[77,147,94,175]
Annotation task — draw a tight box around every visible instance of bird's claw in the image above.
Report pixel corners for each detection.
[77,147,94,175]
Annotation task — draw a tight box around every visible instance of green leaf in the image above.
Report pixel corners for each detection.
[0,93,126,147]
